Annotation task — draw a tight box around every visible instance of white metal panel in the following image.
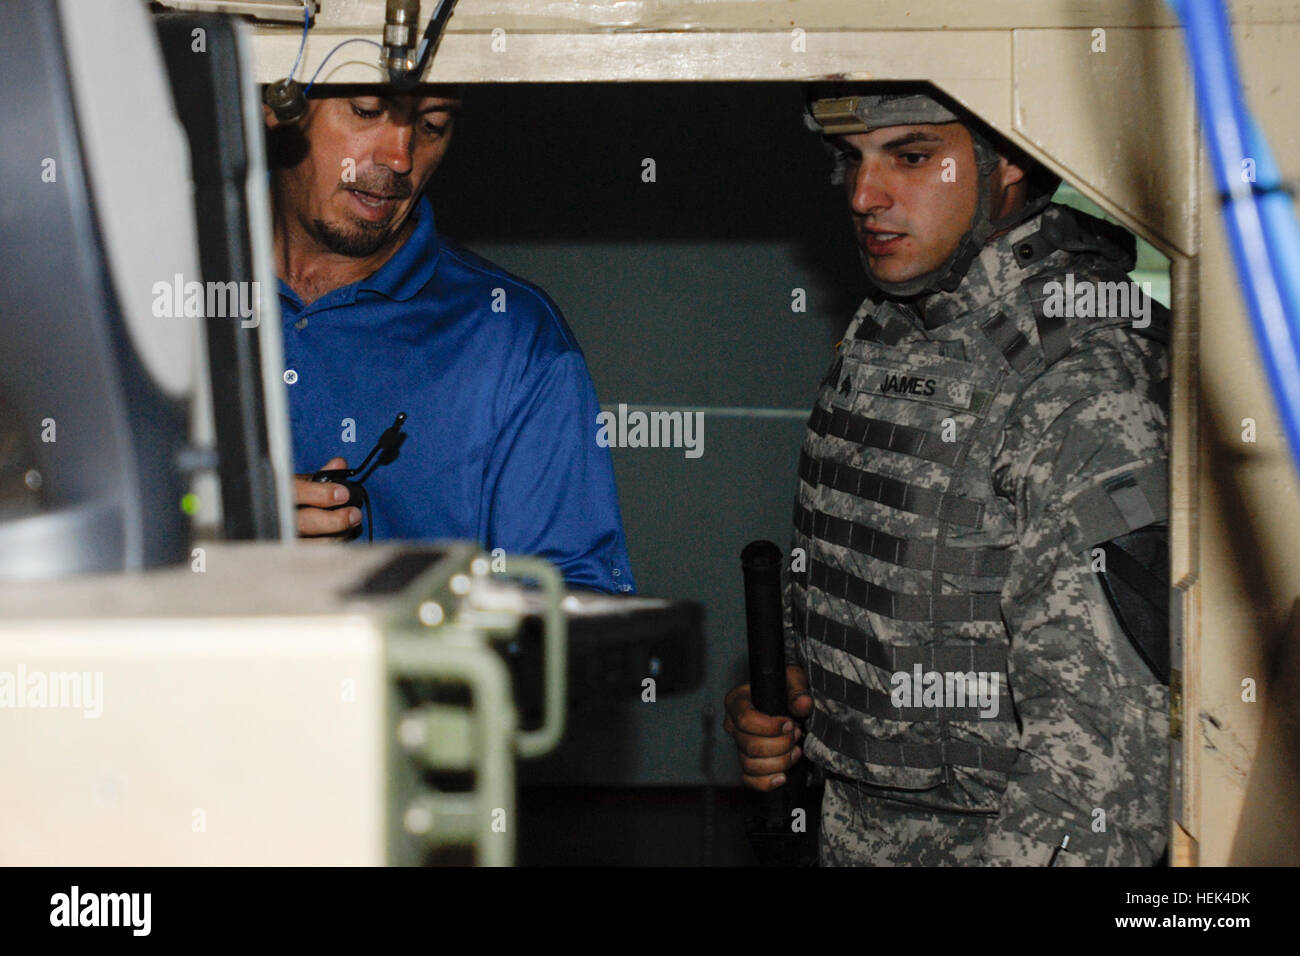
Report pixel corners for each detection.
[0,619,387,865]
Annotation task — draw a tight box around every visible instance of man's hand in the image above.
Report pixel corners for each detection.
[723,664,814,792]
[294,457,362,540]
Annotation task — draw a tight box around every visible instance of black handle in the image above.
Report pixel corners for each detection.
[742,540,787,718]
[741,540,814,862]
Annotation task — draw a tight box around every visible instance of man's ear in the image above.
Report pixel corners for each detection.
[996,154,1027,190]
[263,101,276,127]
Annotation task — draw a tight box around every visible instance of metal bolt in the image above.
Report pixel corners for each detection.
[403,803,434,835]
[397,714,427,750]
[418,601,444,627]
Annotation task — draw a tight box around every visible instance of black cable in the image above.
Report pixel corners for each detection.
[310,413,407,544]
[354,412,407,480]
[393,0,460,89]
[360,483,374,543]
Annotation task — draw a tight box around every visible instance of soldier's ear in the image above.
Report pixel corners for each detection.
[995,154,1027,190]
[990,155,1030,220]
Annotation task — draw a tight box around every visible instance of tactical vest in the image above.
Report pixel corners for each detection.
[789,205,1169,813]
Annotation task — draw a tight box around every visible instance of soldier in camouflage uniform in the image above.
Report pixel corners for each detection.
[724,89,1170,866]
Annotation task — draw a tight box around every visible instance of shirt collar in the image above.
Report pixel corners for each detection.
[276,194,441,311]
[355,193,441,302]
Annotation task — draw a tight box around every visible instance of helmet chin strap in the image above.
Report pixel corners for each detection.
[864,130,1047,299]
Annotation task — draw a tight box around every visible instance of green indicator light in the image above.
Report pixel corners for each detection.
[181,493,199,516]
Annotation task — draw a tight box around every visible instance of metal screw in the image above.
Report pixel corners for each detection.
[418,601,444,627]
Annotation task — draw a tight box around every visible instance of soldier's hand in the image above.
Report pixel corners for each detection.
[294,457,362,540]
[723,665,814,792]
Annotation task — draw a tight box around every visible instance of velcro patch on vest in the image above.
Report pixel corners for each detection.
[855,363,992,415]
[1063,461,1168,552]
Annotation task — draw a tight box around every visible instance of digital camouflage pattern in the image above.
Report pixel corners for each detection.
[820,774,989,866]
[785,202,1170,866]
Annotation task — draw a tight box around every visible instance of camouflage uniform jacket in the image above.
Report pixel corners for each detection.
[785,202,1170,865]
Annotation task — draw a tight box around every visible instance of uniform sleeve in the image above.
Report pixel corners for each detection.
[979,381,1169,866]
[783,565,805,671]
[485,349,636,594]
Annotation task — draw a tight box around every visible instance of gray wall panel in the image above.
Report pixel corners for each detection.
[433,83,865,784]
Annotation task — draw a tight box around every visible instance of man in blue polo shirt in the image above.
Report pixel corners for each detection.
[266,86,634,594]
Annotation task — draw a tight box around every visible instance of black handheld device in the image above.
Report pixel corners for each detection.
[742,539,787,718]
[740,540,816,865]
[741,540,789,829]
[311,412,407,542]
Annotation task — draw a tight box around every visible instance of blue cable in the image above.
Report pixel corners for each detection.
[304,38,384,97]
[288,3,309,81]
[1168,0,1300,473]
[1245,119,1300,347]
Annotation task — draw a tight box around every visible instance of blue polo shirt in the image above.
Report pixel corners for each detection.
[278,195,635,594]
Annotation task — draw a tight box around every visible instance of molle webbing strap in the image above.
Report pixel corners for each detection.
[802,558,1003,622]
[808,707,1020,773]
[796,603,1009,674]
[806,659,1013,723]
[798,451,985,529]
[809,404,966,467]
[793,502,1013,577]
[852,312,912,345]
[1064,462,1168,551]
[1023,279,1074,367]
[980,311,1039,374]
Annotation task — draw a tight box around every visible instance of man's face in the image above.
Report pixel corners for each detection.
[267,91,459,258]
[832,122,979,288]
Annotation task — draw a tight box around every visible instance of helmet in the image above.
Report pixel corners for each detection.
[804,87,1059,298]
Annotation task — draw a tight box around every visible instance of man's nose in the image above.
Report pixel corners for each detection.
[849,157,892,215]
[374,121,414,175]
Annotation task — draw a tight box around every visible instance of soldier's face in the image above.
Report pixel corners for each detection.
[833,122,980,288]
[266,91,459,257]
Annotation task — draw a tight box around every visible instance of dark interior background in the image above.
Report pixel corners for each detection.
[429,82,863,864]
